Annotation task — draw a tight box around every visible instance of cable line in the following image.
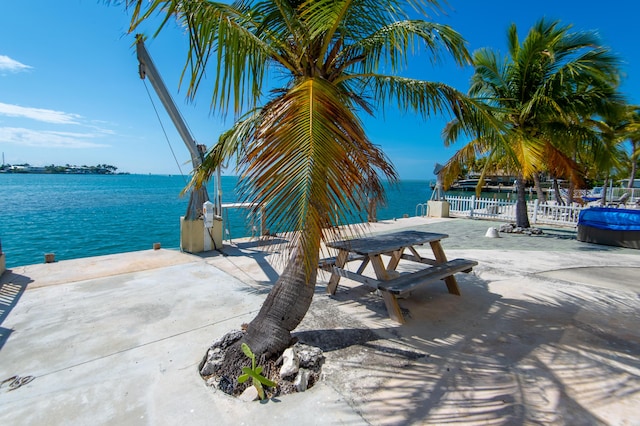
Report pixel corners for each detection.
[142,79,188,185]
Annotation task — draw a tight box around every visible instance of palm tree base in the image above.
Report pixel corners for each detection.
[199,330,324,398]
[498,223,544,235]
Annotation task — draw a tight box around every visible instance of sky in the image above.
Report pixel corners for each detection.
[1,0,639,180]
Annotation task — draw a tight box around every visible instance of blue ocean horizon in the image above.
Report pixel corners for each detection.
[0,174,434,268]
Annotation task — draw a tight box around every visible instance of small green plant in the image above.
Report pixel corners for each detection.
[238,343,277,400]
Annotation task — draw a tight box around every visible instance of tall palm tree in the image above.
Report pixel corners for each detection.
[619,105,640,188]
[441,19,622,227]
[574,103,634,205]
[122,0,479,361]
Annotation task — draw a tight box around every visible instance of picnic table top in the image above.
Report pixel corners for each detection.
[326,230,449,256]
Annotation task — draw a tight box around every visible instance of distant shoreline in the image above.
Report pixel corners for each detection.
[0,164,125,175]
[0,170,129,175]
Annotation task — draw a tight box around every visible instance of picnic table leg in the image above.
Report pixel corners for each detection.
[385,248,404,271]
[380,291,405,324]
[408,246,423,262]
[429,240,461,296]
[371,254,406,322]
[326,250,349,295]
[355,257,370,274]
[370,254,390,281]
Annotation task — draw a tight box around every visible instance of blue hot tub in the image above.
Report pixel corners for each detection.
[577,207,640,249]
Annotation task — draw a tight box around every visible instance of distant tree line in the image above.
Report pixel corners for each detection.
[0,163,121,174]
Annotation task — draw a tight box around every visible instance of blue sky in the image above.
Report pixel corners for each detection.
[1,0,638,179]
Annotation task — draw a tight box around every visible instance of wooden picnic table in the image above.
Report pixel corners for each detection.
[320,230,477,323]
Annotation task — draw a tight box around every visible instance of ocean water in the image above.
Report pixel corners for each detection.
[0,174,433,268]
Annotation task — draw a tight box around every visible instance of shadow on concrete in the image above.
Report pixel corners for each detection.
[198,238,288,288]
[196,219,639,422]
[0,271,33,351]
[296,326,427,361]
[228,237,289,251]
[297,270,640,424]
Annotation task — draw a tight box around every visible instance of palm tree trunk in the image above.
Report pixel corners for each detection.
[601,176,610,205]
[367,197,377,222]
[515,177,530,228]
[552,178,564,205]
[185,186,210,220]
[243,248,318,358]
[532,173,546,203]
[630,140,638,188]
[567,180,575,205]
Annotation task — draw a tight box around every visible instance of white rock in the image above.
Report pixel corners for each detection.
[294,369,311,392]
[485,227,500,238]
[239,386,259,402]
[279,347,299,378]
[294,343,324,369]
[499,223,515,233]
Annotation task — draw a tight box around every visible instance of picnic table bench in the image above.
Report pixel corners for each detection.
[320,230,478,323]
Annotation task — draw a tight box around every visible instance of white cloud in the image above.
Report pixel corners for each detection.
[0,55,32,72]
[0,127,110,148]
[0,102,82,124]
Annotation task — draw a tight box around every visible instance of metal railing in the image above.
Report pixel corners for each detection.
[415,203,429,217]
[221,202,265,242]
[555,187,640,204]
[444,195,587,226]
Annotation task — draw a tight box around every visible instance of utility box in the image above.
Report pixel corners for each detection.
[427,200,450,218]
[180,216,223,253]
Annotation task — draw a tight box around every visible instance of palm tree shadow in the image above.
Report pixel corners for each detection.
[0,271,33,351]
[197,237,289,288]
[536,227,581,240]
[296,273,640,424]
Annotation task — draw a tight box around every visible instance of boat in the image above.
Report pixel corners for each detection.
[619,179,640,189]
[581,187,603,202]
[450,178,480,191]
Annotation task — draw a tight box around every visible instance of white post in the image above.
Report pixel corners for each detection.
[203,201,214,251]
[470,195,476,218]
[215,167,222,216]
[260,205,267,236]
[532,199,539,224]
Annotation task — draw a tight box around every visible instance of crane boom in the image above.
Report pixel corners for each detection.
[135,34,213,221]
[136,35,203,169]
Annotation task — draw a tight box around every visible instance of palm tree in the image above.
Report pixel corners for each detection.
[122,0,478,363]
[575,104,634,205]
[441,19,622,227]
[619,105,640,188]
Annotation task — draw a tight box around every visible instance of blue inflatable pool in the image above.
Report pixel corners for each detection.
[577,207,640,249]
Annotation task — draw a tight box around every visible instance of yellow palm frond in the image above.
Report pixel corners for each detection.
[240,77,397,276]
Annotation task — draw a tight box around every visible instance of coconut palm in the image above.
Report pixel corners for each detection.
[619,105,640,188]
[122,0,480,363]
[441,19,622,227]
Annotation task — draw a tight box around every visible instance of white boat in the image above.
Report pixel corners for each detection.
[450,178,480,191]
[582,187,603,202]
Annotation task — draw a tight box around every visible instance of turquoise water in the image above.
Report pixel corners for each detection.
[0,174,433,268]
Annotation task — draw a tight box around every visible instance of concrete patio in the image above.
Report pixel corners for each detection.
[1,216,639,425]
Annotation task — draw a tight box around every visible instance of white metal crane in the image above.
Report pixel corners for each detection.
[136,34,222,251]
[135,34,220,219]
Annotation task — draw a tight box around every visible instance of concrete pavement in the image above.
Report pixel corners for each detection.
[1,216,639,425]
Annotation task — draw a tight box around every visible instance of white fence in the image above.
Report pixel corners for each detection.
[556,187,640,204]
[441,195,585,227]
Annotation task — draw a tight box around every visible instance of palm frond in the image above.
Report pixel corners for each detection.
[127,0,295,115]
[345,20,470,76]
[439,139,486,188]
[187,109,263,193]
[239,77,397,276]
